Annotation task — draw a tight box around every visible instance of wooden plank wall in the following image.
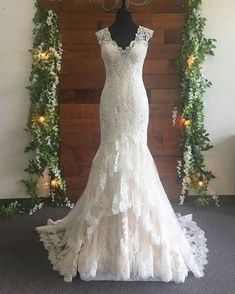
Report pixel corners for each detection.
[39,0,185,202]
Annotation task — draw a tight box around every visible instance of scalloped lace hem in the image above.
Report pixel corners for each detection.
[35,136,208,283]
[35,210,208,283]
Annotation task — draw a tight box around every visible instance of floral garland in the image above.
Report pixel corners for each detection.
[0,1,73,217]
[173,0,219,207]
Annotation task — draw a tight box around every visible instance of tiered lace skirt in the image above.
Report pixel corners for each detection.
[35,134,208,283]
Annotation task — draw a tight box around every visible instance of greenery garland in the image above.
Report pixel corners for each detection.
[173,0,219,207]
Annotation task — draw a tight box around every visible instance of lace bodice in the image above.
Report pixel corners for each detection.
[95,25,154,54]
[94,25,154,145]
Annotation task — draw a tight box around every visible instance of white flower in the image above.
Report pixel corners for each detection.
[62,197,75,209]
[179,194,185,205]
[10,201,18,208]
[172,106,178,126]
[38,202,44,209]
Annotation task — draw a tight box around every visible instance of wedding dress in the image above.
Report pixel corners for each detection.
[35,25,208,283]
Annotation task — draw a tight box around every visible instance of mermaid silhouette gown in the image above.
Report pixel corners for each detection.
[35,25,208,283]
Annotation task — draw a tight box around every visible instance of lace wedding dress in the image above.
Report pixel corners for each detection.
[35,25,208,283]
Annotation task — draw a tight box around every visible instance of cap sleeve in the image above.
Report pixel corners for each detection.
[146,28,154,42]
[137,26,154,43]
[95,28,109,45]
[95,29,102,45]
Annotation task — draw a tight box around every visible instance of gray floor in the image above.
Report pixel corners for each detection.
[0,200,234,294]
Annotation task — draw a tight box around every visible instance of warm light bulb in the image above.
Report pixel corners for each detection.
[187,54,196,68]
[51,179,58,187]
[41,52,47,59]
[38,116,46,123]
[184,120,191,126]
[198,181,204,187]
[38,52,50,61]
[51,179,61,188]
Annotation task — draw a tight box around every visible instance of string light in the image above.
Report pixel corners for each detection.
[181,117,192,127]
[187,54,196,69]
[51,178,61,188]
[33,50,52,63]
[32,115,47,124]
[38,116,46,123]
[39,52,50,60]
[184,119,192,127]
[198,180,204,187]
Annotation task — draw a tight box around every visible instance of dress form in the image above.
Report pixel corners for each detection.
[108,0,139,50]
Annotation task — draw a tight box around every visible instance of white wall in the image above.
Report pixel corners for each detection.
[0,1,234,199]
[201,0,235,195]
[0,0,35,199]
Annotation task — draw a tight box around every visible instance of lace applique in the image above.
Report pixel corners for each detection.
[136,25,154,43]
[36,137,209,283]
[95,25,154,53]
[176,213,209,275]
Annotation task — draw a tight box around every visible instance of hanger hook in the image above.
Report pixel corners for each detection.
[121,0,130,9]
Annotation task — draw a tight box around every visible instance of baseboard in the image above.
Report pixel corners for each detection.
[175,195,235,205]
[1,195,235,206]
[0,197,51,206]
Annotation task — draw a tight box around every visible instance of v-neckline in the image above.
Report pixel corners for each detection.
[106,25,142,53]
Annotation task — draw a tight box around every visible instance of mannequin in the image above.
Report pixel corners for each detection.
[108,0,139,50]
